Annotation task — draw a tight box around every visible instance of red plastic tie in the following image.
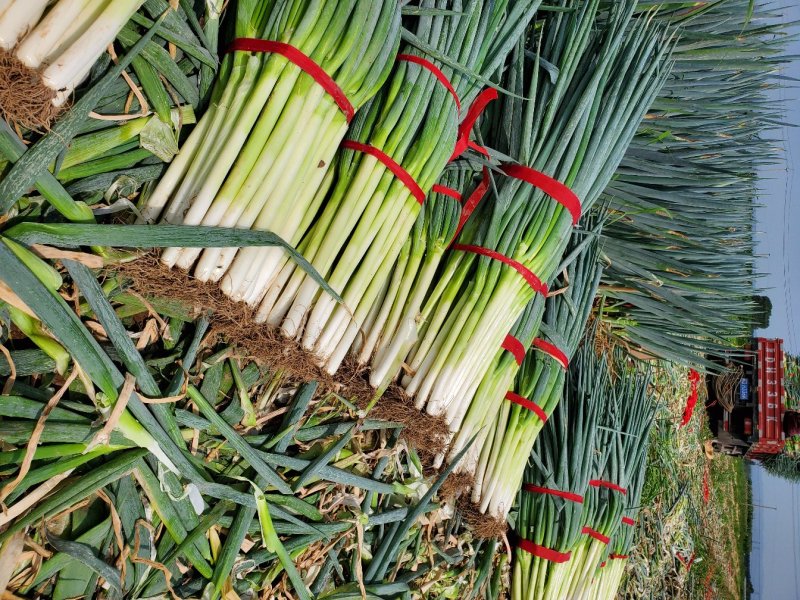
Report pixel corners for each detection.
[532,338,569,369]
[610,554,629,560]
[431,184,462,201]
[452,245,548,295]
[397,54,460,114]
[450,167,490,243]
[589,480,628,495]
[522,484,583,504]
[505,391,548,423]
[680,368,701,428]
[582,526,611,545]
[450,88,498,161]
[501,335,526,366]
[622,516,635,527]
[226,39,354,123]
[341,141,426,205]
[518,539,571,563]
[502,164,581,225]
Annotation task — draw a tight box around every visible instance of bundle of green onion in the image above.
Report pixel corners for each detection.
[563,358,655,600]
[142,0,401,289]
[589,413,652,600]
[396,1,673,432]
[0,0,145,126]
[512,345,606,600]
[361,167,475,388]
[466,227,603,518]
[250,0,541,376]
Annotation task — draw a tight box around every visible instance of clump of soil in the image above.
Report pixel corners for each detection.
[0,49,60,131]
[114,253,452,464]
[457,497,508,539]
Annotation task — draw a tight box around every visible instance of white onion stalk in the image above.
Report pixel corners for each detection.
[1,0,145,106]
[146,0,401,298]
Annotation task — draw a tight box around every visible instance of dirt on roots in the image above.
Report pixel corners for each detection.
[114,253,451,461]
[0,49,60,132]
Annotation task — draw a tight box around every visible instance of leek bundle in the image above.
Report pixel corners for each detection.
[589,418,652,600]
[0,0,145,127]
[249,0,541,376]
[142,0,401,284]
[397,1,672,432]
[466,228,603,518]
[512,345,605,600]
[564,358,655,600]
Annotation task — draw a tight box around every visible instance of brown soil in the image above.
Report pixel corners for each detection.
[457,497,508,539]
[114,253,451,463]
[0,49,60,131]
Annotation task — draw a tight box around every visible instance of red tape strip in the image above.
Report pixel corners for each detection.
[518,539,571,563]
[397,54,460,113]
[450,167,490,244]
[505,391,548,423]
[582,526,611,545]
[452,244,548,295]
[501,335,526,366]
[432,184,462,201]
[610,554,629,560]
[341,141,426,205]
[532,338,569,369]
[450,88,499,161]
[522,484,583,504]
[622,516,635,527]
[226,39,354,123]
[589,480,628,495]
[502,164,581,225]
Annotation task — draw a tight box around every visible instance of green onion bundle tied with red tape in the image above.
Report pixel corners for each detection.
[250,0,542,374]
[512,344,606,600]
[463,225,604,518]
[392,0,673,438]
[141,0,401,280]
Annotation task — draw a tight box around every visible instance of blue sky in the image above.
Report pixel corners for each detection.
[750,3,800,598]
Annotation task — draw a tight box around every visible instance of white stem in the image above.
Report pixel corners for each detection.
[0,0,48,50]
[41,0,144,92]
[16,0,108,69]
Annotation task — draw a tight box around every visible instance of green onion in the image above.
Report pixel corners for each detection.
[246,0,542,378]
[143,0,401,289]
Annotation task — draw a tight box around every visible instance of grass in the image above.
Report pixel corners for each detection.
[621,364,752,600]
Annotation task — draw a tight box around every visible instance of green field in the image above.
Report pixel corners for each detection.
[621,366,752,600]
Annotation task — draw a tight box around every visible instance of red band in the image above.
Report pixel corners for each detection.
[589,480,628,495]
[226,39,354,122]
[501,164,581,225]
[522,484,583,504]
[450,88,499,161]
[501,334,526,366]
[341,141,426,205]
[432,184,462,201]
[532,338,569,369]
[505,391,548,423]
[610,554,629,560]
[582,526,611,545]
[452,245,548,295]
[600,561,607,568]
[622,517,635,527]
[517,539,571,563]
[450,167,490,244]
[397,54,460,113]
